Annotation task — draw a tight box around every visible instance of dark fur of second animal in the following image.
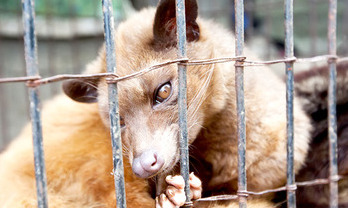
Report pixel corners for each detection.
[275,62,348,207]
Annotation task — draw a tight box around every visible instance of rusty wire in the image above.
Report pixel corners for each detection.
[1,51,348,205]
[0,55,348,86]
[189,174,347,204]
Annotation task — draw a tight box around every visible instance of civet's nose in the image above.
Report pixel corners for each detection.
[132,150,164,178]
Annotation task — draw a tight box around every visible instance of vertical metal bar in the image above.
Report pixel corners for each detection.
[234,0,247,208]
[175,0,191,206]
[22,0,48,208]
[284,0,296,207]
[101,0,127,207]
[328,0,338,207]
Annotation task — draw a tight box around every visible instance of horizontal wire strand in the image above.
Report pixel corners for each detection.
[193,174,346,203]
[1,52,347,204]
[0,55,347,85]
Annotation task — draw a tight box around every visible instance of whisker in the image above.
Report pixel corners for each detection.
[188,64,215,123]
[188,65,214,112]
[74,79,99,90]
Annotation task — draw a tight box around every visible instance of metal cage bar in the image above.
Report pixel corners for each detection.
[101,0,127,207]
[234,0,247,207]
[175,0,191,206]
[22,0,48,207]
[0,1,343,207]
[328,0,338,207]
[284,0,296,207]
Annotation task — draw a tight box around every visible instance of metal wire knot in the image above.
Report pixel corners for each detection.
[287,184,297,191]
[183,201,194,207]
[237,190,249,198]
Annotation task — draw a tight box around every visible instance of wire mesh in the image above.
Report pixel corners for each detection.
[0,0,347,207]
[1,51,348,207]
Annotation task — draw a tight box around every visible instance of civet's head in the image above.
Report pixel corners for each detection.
[63,0,228,178]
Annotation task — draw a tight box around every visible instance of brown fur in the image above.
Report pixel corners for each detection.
[0,1,312,207]
[0,95,154,207]
[0,95,276,208]
[88,7,311,194]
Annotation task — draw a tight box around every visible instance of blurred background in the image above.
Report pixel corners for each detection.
[0,0,348,150]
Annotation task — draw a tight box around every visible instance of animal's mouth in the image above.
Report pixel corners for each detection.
[133,168,157,179]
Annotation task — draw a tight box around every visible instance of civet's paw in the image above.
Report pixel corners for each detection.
[155,173,202,208]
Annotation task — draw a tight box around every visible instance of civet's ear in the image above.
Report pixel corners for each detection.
[153,0,199,49]
[62,78,99,103]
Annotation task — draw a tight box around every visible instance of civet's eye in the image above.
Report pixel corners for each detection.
[154,82,172,105]
[120,116,125,128]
